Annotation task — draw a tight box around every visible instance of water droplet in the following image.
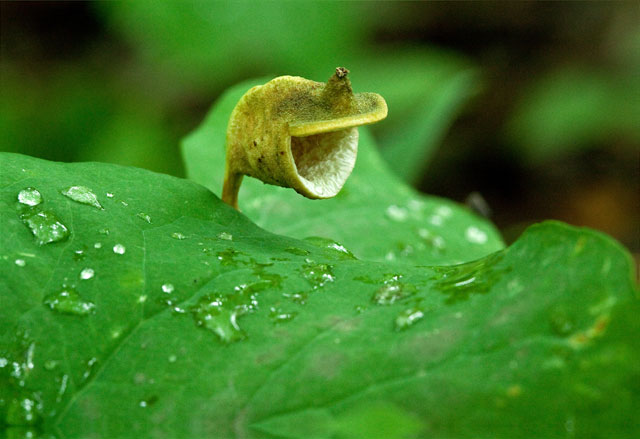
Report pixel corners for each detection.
[61,186,103,209]
[303,237,356,259]
[395,307,425,330]
[171,232,186,240]
[139,395,158,408]
[43,287,95,316]
[15,259,26,267]
[5,393,42,426]
[386,204,408,222]
[372,277,416,305]
[98,227,110,235]
[137,213,152,224]
[0,358,8,368]
[435,205,453,218]
[217,232,233,241]
[138,295,147,303]
[17,187,42,206]
[168,355,177,363]
[428,215,444,226]
[20,209,70,245]
[190,278,269,343]
[44,360,59,371]
[82,357,98,381]
[113,244,126,255]
[431,252,507,304]
[73,249,86,261]
[161,283,175,294]
[106,192,114,198]
[120,200,128,207]
[94,242,102,249]
[465,226,488,244]
[269,307,297,323]
[80,268,95,280]
[300,259,335,289]
[285,247,309,256]
[417,228,446,250]
[282,291,308,305]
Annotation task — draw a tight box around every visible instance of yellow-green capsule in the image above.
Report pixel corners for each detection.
[222,67,388,209]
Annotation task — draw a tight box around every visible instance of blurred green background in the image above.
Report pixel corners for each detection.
[1,1,638,261]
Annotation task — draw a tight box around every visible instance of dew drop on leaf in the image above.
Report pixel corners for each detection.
[137,213,152,223]
[372,276,416,305]
[94,242,102,249]
[465,226,488,244]
[80,268,95,280]
[269,307,297,323]
[162,283,175,294]
[43,287,95,316]
[217,231,233,241]
[82,357,98,382]
[303,236,356,259]
[61,186,103,209]
[300,258,335,289]
[44,360,59,371]
[168,355,177,363]
[17,187,43,207]
[171,232,186,240]
[113,244,126,255]
[395,307,425,330]
[386,204,408,222]
[20,210,70,245]
[284,247,310,256]
[5,393,42,426]
[14,259,26,267]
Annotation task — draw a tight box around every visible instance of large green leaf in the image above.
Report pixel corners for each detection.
[182,80,502,266]
[1,153,637,438]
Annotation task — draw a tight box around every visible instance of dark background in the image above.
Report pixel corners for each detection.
[1,1,638,265]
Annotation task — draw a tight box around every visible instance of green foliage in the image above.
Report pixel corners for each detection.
[506,68,640,161]
[1,150,637,438]
[183,79,502,266]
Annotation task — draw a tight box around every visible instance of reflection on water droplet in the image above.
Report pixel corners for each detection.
[20,209,70,245]
[217,232,233,241]
[465,226,488,244]
[94,242,102,249]
[162,283,175,294]
[171,232,186,240]
[5,393,42,426]
[80,268,95,280]
[269,307,297,323]
[17,187,43,206]
[168,355,177,363]
[106,192,114,198]
[98,228,110,235]
[395,307,425,330]
[432,252,507,304]
[15,259,26,267]
[300,259,335,289]
[113,244,126,255]
[285,247,309,256]
[43,287,95,316]
[139,395,158,408]
[282,291,308,305]
[82,357,98,381]
[191,278,271,343]
[303,237,356,259]
[372,275,416,305]
[435,205,453,217]
[137,213,152,223]
[386,205,408,222]
[61,186,103,209]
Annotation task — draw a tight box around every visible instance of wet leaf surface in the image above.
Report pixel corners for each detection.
[1,153,637,438]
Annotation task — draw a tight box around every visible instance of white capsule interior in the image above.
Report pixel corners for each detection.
[290,128,358,198]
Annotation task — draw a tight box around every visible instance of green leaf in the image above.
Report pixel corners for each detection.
[182,79,503,266]
[1,153,637,438]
